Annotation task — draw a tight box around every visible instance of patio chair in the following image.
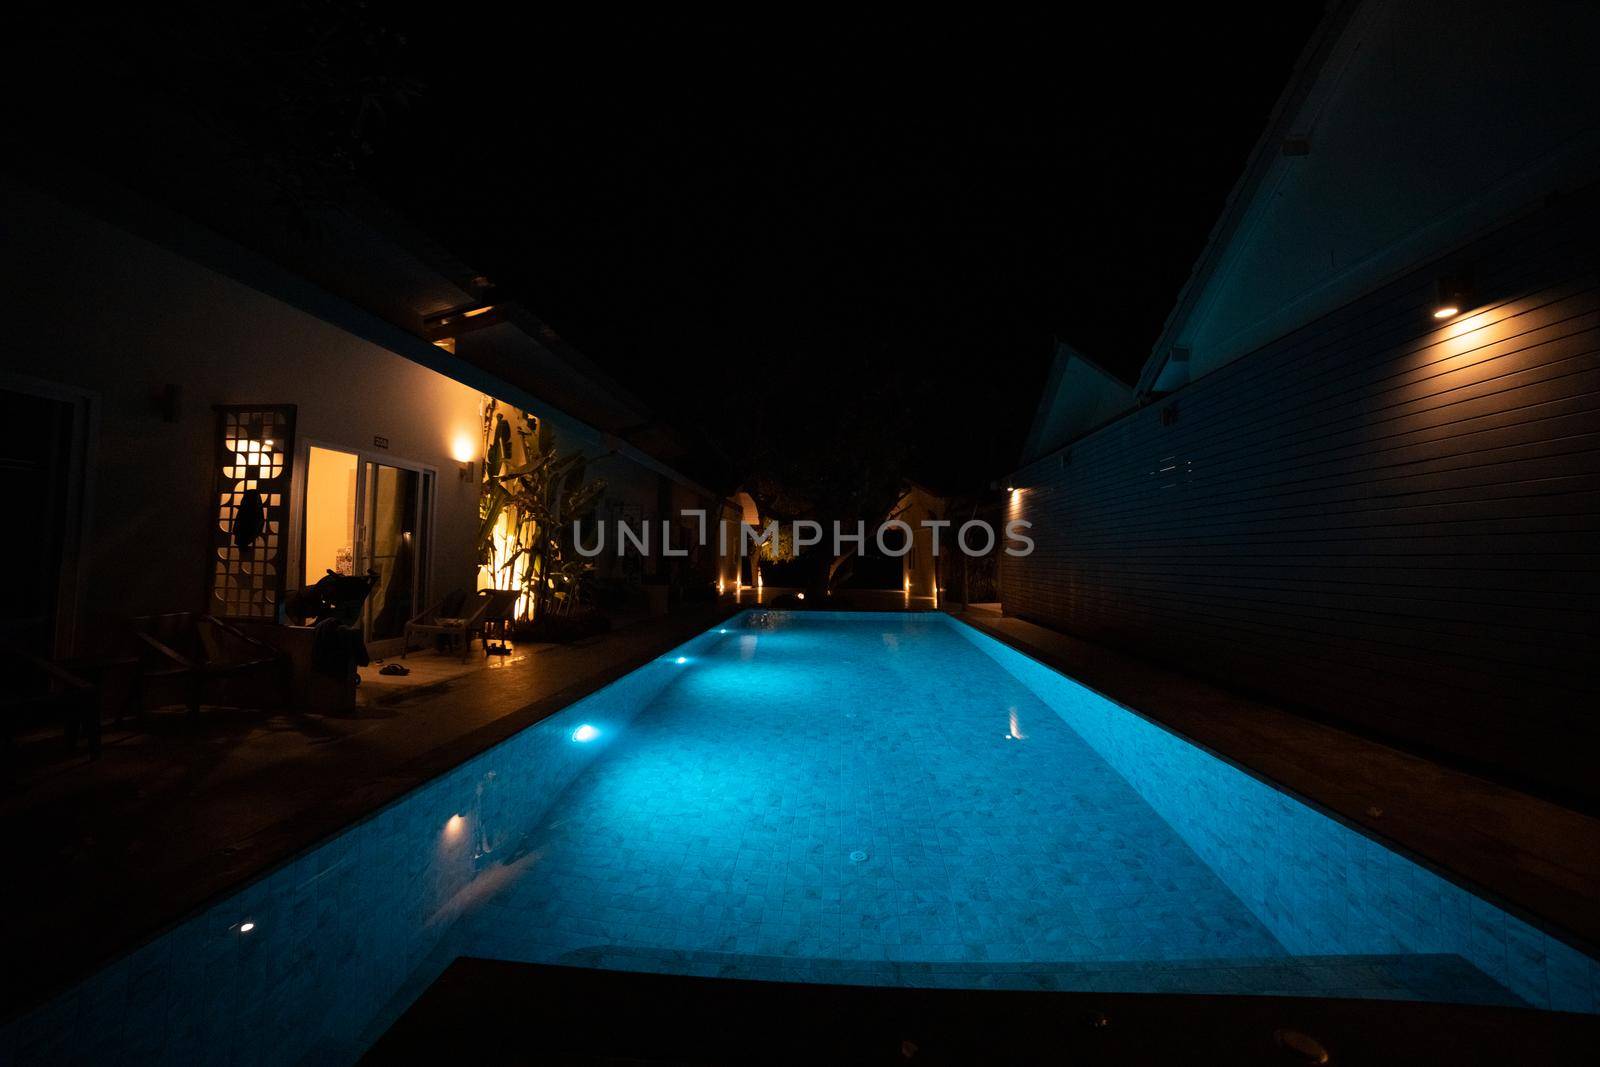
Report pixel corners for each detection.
[1,642,98,772]
[478,589,521,655]
[403,589,519,662]
[131,612,286,718]
[285,570,380,626]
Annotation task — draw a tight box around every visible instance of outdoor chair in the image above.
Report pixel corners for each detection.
[130,612,286,718]
[1,642,98,772]
[403,588,519,662]
[285,570,380,626]
[478,589,521,655]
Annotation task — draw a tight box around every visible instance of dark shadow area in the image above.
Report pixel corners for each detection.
[367,958,1600,1066]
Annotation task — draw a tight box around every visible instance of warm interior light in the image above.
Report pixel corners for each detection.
[1432,305,1459,320]
[571,724,599,742]
[304,446,359,586]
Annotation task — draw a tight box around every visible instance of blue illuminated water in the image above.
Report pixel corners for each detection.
[455,612,1287,970]
[6,611,1595,1064]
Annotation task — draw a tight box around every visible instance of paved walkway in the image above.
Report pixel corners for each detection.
[0,604,736,1018]
[951,609,1600,965]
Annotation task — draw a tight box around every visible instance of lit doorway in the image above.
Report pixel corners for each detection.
[300,444,433,644]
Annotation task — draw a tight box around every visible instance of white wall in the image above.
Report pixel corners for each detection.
[1,179,487,637]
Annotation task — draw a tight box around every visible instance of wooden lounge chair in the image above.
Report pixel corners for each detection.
[131,612,285,718]
[403,589,520,662]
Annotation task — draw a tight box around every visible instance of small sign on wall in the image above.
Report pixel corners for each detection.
[373,435,390,449]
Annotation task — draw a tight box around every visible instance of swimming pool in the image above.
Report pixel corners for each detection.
[7,611,1596,1063]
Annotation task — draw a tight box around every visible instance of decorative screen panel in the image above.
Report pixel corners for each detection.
[210,405,296,619]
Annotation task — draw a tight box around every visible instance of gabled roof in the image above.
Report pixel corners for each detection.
[1134,0,1360,397]
[1134,0,1600,397]
[1019,341,1135,466]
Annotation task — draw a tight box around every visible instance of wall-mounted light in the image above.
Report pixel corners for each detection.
[450,434,477,482]
[1433,269,1475,321]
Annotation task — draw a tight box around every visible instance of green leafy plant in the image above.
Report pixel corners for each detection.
[475,401,608,620]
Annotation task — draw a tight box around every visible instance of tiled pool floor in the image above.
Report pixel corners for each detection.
[448,614,1298,983]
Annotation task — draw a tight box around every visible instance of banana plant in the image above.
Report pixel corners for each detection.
[475,403,608,619]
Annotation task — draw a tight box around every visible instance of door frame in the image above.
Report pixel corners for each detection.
[287,437,438,642]
[1,371,99,657]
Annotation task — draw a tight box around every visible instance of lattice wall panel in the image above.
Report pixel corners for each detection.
[210,405,296,619]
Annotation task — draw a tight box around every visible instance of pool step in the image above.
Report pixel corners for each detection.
[547,943,1524,1006]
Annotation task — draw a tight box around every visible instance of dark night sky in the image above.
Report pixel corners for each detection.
[14,5,1324,493]
[361,10,1323,490]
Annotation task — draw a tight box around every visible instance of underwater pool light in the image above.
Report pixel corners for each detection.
[675,656,688,664]
[571,724,600,743]
[718,629,728,634]
[239,921,256,934]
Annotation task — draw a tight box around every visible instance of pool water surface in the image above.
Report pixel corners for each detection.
[425,611,1584,1011]
[456,612,1288,970]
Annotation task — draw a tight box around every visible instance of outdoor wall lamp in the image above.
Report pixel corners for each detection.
[450,434,477,482]
[1433,269,1475,321]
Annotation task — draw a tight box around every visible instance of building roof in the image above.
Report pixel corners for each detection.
[1134,0,1600,397]
[25,153,722,497]
[1019,341,1135,466]
[1134,0,1360,397]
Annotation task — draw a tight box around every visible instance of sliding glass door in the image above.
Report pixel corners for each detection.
[361,461,431,641]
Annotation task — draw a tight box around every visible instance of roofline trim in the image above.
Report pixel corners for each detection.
[1134,0,1365,398]
[1019,339,1134,466]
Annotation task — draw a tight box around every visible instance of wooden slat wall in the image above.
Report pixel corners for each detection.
[1001,192,1600,807]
